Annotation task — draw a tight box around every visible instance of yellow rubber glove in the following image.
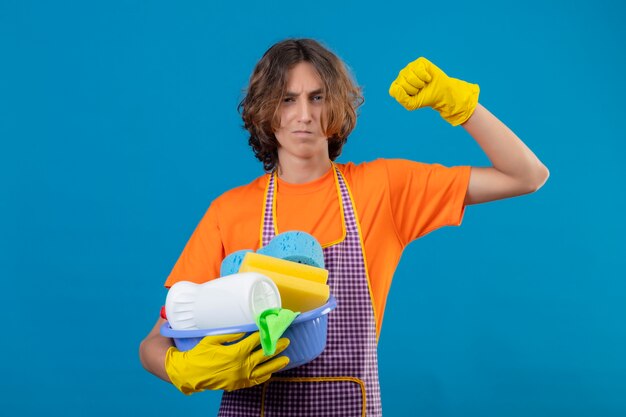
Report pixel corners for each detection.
[165,332,290,394]
[389,57,480,126]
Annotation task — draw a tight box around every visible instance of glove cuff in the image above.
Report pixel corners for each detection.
[164,346,196,395]
[439,81,480,126]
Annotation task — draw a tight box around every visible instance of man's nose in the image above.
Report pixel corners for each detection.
[297,100,312,123]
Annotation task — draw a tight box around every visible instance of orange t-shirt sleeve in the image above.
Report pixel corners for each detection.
[164,201,225,288]
[384,159,471,245]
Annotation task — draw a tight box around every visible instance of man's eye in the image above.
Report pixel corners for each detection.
[312,95,324,102]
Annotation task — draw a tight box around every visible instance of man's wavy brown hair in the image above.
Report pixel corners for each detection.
[238,38,364,172]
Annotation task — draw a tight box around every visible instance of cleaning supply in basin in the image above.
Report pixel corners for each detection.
[257,231,325,268]
[255,308,300,355]
[219,231,326,277]
[165,272,281,330]
[239,252,330,312]
[219,249,253,277]
[240,251,328,284]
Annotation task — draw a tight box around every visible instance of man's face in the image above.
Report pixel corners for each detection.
[274,62,329,162]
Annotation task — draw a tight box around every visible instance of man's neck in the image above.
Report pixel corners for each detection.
[276,155,332,184]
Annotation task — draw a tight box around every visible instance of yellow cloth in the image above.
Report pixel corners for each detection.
[165,332,289,394]
[389,57,479,126]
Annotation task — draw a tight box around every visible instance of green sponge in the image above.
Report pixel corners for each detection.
[255,308,300,355]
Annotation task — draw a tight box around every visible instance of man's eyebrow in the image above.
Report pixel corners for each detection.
[284,89,325,97]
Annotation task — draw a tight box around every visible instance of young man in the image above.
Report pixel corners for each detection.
[140,38,549,416]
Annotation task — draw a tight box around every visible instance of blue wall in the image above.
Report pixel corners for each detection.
[2,1,625,416]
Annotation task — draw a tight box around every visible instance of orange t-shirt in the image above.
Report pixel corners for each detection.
[165,159,471,337]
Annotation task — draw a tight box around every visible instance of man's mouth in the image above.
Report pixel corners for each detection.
[292,130,315,138]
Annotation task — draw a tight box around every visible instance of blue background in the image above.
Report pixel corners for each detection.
[2,1,625,416]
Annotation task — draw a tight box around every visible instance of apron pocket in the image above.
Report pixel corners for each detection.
[261,377,365,417]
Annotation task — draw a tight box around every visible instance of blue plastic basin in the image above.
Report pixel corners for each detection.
[160,296,337,371]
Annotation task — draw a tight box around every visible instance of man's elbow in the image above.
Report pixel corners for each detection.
[525,164,550,193]
[139,338,150,372]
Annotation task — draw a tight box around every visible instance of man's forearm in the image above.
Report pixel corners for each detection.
[139,319,174,383]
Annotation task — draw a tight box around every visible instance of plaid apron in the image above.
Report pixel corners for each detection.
[218,164,382,416]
